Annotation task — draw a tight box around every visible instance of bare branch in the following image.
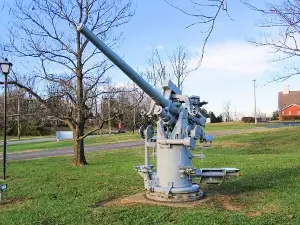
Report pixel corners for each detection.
[165,0,230,68]
[79,87,145,140]
[245,0,300,83]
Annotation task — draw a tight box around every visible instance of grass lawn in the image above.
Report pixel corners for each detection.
[0,135,55,141]
[0,122,267,144]
[1,127,300,224]
[205,122,258,132]
[4,133,140,153]
[3,122,262,154]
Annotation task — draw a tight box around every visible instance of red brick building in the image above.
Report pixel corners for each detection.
[278,84,300,121]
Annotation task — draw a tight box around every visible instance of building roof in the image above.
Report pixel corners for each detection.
[278,91,300,110]
[281,103,300,111]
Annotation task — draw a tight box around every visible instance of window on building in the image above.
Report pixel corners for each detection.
[289,111,291,115]
[282,111,284,115]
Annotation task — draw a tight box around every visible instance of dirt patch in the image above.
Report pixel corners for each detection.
[212,195,243,211]
[245,203,280,217]
[246,211,262,217]
[95,192,279,218]
[231,192,281,217]
[92,196,117,208]
[98,192,245,209]
[101,196,139,207]
[0,197,26,207]
[98,192,211,208]
[245,207,272,217]
[97,193,245,210]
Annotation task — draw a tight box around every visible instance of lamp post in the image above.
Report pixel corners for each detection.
[0,58,13,180]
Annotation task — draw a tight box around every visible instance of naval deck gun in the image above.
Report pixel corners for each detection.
[77,24,239,202]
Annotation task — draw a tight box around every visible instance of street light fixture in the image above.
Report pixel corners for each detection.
[0,60,12,75]
[0,58,13,180]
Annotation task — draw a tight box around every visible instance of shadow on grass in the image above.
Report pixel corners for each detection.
[211,144,299,155]
[237,146,292,155]
[207,166,300,195]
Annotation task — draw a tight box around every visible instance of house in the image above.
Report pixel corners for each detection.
[278,84,300,121]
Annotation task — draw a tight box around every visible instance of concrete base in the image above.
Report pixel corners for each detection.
[102,192,210,208]
[146,189,203,202]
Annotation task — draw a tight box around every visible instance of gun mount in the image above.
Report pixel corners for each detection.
[78,24,239,202]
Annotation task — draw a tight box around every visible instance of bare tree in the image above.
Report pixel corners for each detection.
[256,110,266,119]
[244,0,300,82]
[0,82,54,137]
[2,0,134,166]
[142,45,193,92]
[165,0,232,67]
[104,84,148,132]
[168,45,192,91]
[88,83,144,135]
[141,47,171,91]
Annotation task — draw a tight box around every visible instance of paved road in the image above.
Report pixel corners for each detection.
[1,128,267,161]
[5,140,145,161]
[0,134,110,146]
[4,137,57,145]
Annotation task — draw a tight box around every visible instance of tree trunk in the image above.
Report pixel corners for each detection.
[72,125,87,166]
[73,34,87,166]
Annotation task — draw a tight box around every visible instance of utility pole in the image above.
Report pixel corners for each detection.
[108,98,111,135]
[133,107,136,134]
[253,79,257,124]
[10,98,34,139]
[17,97,21,139]
[107,78,111,135]
[95,97,98,117]
[133,84,136,133]
[232,105,237,121]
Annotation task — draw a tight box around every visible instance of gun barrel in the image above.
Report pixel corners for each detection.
[77,24,170,109]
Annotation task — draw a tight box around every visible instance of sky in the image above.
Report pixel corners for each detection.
[1,0,300,117]
[113,0,300,117]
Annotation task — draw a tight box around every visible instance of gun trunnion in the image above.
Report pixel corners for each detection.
[78,24,239,202]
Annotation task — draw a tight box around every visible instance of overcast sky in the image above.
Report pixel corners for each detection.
[1,0,300,116]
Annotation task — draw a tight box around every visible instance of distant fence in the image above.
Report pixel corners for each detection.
[56,131,73,141]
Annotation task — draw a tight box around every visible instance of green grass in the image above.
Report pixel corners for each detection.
[5,133,140,153]
[205,122,258,132]
[1,127,300,224]
[0,135,54,141]
[3,122,261,153]
[5,122,261,153]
